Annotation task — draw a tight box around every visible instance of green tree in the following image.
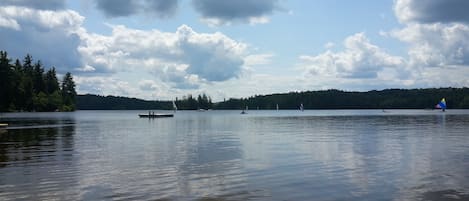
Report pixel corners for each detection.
[33,60,45,94]
[47,91,63,111]
[197,94,203,109]
[33,92,48,112]
[23,77,34,111]
[45,67,60,94]
[11,59,25,110]
[0,51,12,111]
[0,51,77,111]
[21,54,35,111]
[459,96,469,108]
[23,54,33,77]
[61,72,77,111]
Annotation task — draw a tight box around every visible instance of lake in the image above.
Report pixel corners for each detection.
[0,110,468,200]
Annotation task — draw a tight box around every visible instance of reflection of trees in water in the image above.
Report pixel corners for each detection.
[0,119,76,167]
[0,118,79,200]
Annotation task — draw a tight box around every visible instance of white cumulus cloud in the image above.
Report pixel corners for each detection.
[390,23,469,67]
[0,4,260,97]
[0,6,84,72]
[297,0,469,91]
[79,24,248,88]
[300,33,404,79]
[392,0,469,69]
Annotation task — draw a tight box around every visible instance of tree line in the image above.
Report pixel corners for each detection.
[175,93,213,110]
[75,88,469,110]
[76,93,213,110]
[76,94,171,110]
[215,88,469,110]
[0,51,77,112]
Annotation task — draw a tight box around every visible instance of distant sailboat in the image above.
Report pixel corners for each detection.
[241,105,248,114]
[276,104,279,111]
[435,98,446,112]
[172,100,178,112]
[299,103,304,112]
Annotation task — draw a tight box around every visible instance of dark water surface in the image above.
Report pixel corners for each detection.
[0,110,468,200]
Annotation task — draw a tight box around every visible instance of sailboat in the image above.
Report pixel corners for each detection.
[241,106,248,114]
[299,103,304,112]
[435,98,446,112]
[172,100,178,112]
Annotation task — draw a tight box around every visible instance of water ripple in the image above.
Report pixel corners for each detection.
[1,110,469,200]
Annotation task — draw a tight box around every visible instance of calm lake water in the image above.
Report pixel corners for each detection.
[0,110,468,201]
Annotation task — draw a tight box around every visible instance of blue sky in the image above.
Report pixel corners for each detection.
[1,0,469,101]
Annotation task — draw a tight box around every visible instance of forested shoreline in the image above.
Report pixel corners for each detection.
[76,93,213,110]
[77,88,469,110]
[3,51,469,112]
[0,51,76,112]
[216,88,469,110]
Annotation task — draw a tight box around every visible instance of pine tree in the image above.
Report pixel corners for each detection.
[45,67,60,94]
[61,72,77,111]
[0,51,77,111]
[11,59,25,110]
[23,76,34,111]
[44,67,62,111]
[0,51,12,111]
[33,60,45,94]
[23,54,33,77]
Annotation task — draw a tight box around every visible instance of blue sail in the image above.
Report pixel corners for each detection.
[435,98,446,110]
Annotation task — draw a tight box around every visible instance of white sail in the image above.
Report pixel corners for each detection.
[172,101,178,111]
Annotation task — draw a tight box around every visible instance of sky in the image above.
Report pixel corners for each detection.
[1,0,469,101]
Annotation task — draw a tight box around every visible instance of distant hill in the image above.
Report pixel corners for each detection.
[215,88,469,110]
[76,88,469,110]
[76,94,171,110]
